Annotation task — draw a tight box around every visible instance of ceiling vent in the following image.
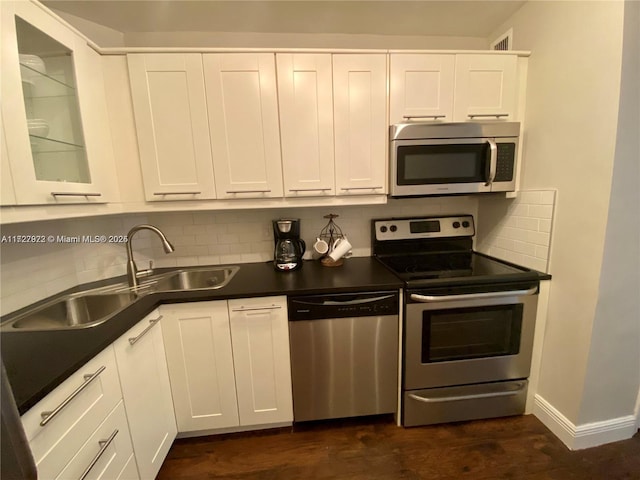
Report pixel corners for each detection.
[491,28,513,51]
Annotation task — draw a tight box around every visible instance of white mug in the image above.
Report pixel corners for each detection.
[329,237,352,261]
[313,237,329,255]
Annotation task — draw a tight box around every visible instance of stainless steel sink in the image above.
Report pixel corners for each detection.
[3,292,137,331]
[150,266,240,292]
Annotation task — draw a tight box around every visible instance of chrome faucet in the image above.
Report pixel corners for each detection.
[126,224,175,288]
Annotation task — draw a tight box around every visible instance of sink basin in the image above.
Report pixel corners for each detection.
[3,292,137,331]
[151,266,240,292]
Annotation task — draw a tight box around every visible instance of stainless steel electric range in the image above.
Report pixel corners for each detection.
[372,215,540,427]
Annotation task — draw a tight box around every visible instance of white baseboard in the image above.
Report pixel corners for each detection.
[533,394,637,450]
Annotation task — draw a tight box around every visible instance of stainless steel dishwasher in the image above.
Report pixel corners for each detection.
[288,291,399,422]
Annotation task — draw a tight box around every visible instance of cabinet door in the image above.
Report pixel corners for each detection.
[160,301,239,432]
[1,112,16,205]
[1,1,118,204]
[113,309,176,480]
[333,54,387,196]
[389,54,455,124]
[453,54,517,121]
[277,53,335,197]
[228,296,293,426]
[127,54,216,201]
[203,53,283,199]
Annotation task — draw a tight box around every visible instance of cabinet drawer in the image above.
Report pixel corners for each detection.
[21,346,122,478]
[55,401,138,480]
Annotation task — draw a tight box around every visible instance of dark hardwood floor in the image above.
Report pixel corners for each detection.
[157,415,640,480]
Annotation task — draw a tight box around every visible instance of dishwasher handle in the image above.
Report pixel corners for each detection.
[293,294,396,307]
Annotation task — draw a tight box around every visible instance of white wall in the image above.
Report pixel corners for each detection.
[488,0,627,428]
[579,0,640,426]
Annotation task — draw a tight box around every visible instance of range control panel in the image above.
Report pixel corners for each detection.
[374,215,475,241]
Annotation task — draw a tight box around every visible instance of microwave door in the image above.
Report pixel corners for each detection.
[391,138,492,197]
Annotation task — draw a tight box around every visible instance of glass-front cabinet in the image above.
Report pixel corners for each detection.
[1,1,118,205]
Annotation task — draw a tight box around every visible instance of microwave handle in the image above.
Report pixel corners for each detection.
[485,139,498,186]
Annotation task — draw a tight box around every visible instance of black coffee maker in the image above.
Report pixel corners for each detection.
[273,219,305,271]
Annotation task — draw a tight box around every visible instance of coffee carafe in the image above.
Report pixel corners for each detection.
[273,219,305,271]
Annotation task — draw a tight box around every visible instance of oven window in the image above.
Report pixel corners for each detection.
[421,304,523,363]
[397,144,487,185]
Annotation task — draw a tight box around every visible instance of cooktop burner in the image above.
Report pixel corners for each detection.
[372,215,539,289]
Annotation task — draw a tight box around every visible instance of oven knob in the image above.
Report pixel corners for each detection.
[380,226,388,233]
[453,221,461,228]
[462,221,470,228]
[390,225,398,232]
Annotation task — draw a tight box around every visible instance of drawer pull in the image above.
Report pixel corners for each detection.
[128,316,162,346]
[40,365,106,427]
[51,192,102,198]
[153,191,201,196]
[231,305,282,313]
[226,189,272,194]
[467,113,509,119]
[403,115,446,120]
[340,186,383,191]
[79,429,119,480]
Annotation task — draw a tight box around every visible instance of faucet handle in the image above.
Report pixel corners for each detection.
[149,260,154,271]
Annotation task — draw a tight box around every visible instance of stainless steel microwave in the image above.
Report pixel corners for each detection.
[389,122,520,197]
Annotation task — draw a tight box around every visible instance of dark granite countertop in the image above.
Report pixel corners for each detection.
[1,257,403,415]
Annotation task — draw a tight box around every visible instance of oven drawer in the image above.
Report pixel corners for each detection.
[402,379,527,427]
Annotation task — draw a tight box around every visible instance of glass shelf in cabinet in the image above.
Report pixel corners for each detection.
[20,63,76,94]
[29,135,85,154]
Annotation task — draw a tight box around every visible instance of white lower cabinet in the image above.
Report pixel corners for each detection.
[113,309,177,480]
[56,402,137,480]
[20,347,138,480]
[160,296,293,434]
[228,297,294,426]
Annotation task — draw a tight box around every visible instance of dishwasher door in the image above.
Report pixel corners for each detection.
[288,291,399,422]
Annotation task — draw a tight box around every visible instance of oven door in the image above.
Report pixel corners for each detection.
[404,286,538,390]
[390,138,516,196]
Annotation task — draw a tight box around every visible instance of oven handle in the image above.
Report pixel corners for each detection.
[410,286,537,303]
[408,383,525,404]
[485,138,497,186]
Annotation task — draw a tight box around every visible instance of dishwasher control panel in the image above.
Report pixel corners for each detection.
[288,291,399,321]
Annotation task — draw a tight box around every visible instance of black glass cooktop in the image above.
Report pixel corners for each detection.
[376,251,538,287]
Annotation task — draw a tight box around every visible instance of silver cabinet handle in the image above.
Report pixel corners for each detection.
[226,190,271,194]
[78,429,119,480]
[40,365,106,426]
[51,192,102,198]
[403,115,446,120]
[485,138,497,186]
[408,383,524,404]
[340,186,383,191]
[410,286,538,303]
[231,305,282,313]
[153,191,201,196]
[128,316,162,346]
[468,113,509,119]
[289,188,332,192]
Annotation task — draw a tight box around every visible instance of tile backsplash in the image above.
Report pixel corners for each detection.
[476,190,557,273]
[0,196,477,315]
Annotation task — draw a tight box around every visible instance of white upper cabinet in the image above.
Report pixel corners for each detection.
[0,0,118,205]
[203,53,284,199]
[1,114,16,205]
[389,54,455,124]
[333,54,388,196]
[277,53,335,198]
[127,54,216,201]
[453,54,518,121]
